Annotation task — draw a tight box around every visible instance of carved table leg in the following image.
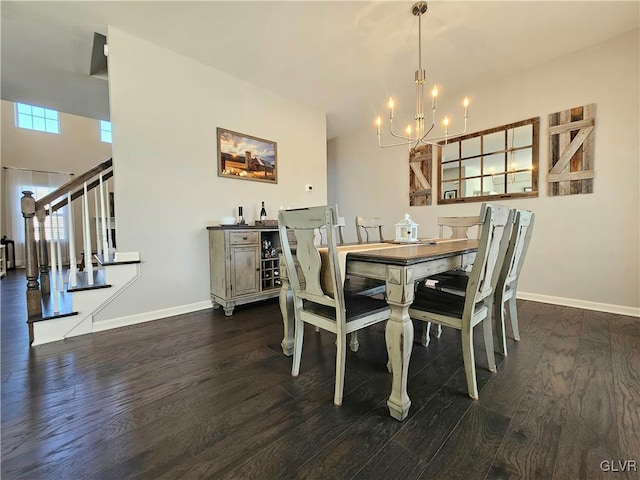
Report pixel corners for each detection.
[385,266,414,421]
[279,257,294,356]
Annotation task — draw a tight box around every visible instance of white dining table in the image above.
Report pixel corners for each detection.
[279,239,479,421]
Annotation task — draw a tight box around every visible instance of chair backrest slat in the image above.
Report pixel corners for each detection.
[355,216,384,243]
[464,204,512,315]
[279,205,343,309]
[316,216,345,246]
[502,210,535,288]
[438,216,482,239]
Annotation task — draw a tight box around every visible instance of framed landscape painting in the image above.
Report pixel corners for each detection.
[217,128,277,183]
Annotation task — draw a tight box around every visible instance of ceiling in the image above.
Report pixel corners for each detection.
[2,1,638,139]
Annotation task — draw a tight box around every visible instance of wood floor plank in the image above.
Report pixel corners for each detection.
[417,403,511,480]
[553,338,622,480]
[580,309,612,344]
[391,371,477,466]
[485,386,565,480]
[221,371,388,480]
[609,316,640,465]
[145,370,374,479]
[352,442,423,480]
[479,311,549,418]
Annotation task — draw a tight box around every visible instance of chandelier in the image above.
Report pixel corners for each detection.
[376,2,469,149]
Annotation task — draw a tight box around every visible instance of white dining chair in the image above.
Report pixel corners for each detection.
[409,203,513,399]
[278,205,391,406]
[493,209,535,355]
[355,216,384,243]
[429,208,534,356]
[438,215,482,239]
[313,214,385,350]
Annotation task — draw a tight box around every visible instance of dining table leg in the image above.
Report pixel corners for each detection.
[385,266,414,421]
[279,255,294,356]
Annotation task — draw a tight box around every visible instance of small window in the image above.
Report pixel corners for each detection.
[100,120,112,143]
[15,103,60,134]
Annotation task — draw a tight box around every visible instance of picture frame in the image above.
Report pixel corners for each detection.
[217,128,277,183]
[444,189,457,200]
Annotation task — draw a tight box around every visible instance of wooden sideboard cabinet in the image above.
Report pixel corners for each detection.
[207,225,283,316]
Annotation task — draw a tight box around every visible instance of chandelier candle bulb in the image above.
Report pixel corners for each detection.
[432,86,438,109]
[388,98,395,119]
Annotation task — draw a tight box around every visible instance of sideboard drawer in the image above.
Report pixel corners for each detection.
[229,231,259,245]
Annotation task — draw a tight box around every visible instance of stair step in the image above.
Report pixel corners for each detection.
[95,253,141,266]
[28,291,78,323]
[66,269,112,292]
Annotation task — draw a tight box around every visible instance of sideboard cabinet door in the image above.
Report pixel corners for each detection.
[230,246,260,297]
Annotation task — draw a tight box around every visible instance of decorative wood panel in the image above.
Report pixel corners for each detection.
[548,104,595,196]
[409,144,432,206]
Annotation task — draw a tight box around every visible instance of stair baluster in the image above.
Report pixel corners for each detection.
[94,187,102,258]
[105,177,114,255]
[35,206,50,295]
[54,207,64,290]
[99,173,109,258]
[82,182,94,284]
[48,204,60,314]
[67,192,78,288]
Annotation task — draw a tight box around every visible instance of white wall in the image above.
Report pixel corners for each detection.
[99,27,327,323]
[328,29,640,315]
[1,100,112,251]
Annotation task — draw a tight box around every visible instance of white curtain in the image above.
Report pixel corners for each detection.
[3,168,71,267]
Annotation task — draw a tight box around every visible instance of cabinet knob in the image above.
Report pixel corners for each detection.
[243,236,248,240]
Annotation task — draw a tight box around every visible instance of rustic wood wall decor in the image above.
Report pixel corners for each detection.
[548,104,595,196]
[409,144,432,206]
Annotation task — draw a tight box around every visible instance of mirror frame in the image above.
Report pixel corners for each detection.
[437,117,540,205]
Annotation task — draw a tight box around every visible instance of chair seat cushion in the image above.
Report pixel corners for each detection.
[434,273,469,291]
[304,294,390,322]
[343,276,386,295]
[427,269,469,283]
[411,287,468,319]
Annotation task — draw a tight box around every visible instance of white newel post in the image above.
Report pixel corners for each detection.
[82,182,94,284]
[67,192,77,287]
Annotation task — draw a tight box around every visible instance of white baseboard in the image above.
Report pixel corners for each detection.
[518,291,640,318]
[93,300,213,332]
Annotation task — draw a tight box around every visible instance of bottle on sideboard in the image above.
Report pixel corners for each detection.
[260,201,267,221]
[237,206,245,225]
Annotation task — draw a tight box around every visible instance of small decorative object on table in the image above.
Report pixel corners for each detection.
[395,213,419,242]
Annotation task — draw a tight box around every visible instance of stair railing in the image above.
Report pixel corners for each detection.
[21,158,114,342]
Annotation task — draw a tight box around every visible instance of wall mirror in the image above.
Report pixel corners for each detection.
[438,117,539,204]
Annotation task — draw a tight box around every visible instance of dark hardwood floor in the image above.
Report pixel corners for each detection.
[2,269,639,479]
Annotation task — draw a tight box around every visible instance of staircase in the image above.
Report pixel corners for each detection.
[21,158,141,345]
